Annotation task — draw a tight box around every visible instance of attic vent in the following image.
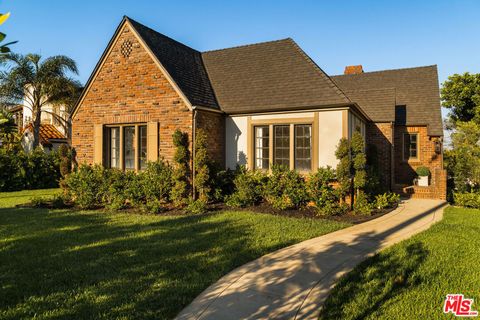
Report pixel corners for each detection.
[121,40,133,58]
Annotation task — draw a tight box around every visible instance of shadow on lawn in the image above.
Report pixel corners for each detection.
[185,202,442,320]
[0,207,296,320]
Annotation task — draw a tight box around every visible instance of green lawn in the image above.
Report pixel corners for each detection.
[0,189,350,319]
[319,206,480,319]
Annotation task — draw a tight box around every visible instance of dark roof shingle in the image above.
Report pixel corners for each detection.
[332,66,443,136]
[202,39,350,114]
[128,18,219,109]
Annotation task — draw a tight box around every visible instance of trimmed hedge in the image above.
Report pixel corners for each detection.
[453,192,480,208]
[0,148,60,191]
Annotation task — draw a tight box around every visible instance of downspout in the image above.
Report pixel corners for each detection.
[390,122,395,190]
[192,108,198,200]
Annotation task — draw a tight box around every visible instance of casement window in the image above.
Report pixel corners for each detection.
[294,125,312,171]
[103,124,149,171]
[274,125,290,167]
[251,122,314,172]
[254,126,270,170]
[108,127,120,168]
[404,133,418,160]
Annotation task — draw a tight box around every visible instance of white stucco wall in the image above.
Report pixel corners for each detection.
[226,110,346,170]
[318,110,343,168]
[22,85,68,136]
[226,116,248,169]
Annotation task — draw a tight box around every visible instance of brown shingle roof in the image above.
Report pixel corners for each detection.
[341,88,396,122]
[202,38,350,114]
[332,65,443,136]
[24,123,67,146]
[128,17,350,114]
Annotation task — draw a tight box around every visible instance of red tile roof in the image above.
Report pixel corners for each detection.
[24,123,67,145]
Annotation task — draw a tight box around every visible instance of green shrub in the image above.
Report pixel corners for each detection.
[373,192,400,210]
[210,164,235,202]
[139,160,173,204]
[59,144,72,177]
[61,164,106,209]
[416,166,431,177]
[143,199,165,214]
[171,130,191,207]
[103,169,134,210]
[193,129,211,202]
[307,167,343,215]
[30,193,68,209]
[454,192,480,208]
[264,165,309,210]
[185,199,207,214]
[353,191,373,215]
[225,166,267,208]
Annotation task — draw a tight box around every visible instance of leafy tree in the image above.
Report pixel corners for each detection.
[351,131,367,195]
[0,12,17,53]
[0,53,81,148]
[335,131,368,208]
[335,137,352,202]
[193,129,210,202]
[441,72,480,126]
[171,130,191,206]
[448,121,480,192]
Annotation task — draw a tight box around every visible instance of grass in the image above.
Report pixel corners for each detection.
[0,188,61,208]
[319,206,480,319]
[0,189,350,320]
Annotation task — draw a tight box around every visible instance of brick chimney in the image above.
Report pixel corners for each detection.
[344,65,364,75]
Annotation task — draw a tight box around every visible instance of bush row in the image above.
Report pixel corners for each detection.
[226,165,400,216]
[0,148,60,191]
[61,162,400,216]
[453,192,480,208]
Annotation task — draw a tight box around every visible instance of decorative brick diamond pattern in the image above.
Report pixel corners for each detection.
[120,40,133,58]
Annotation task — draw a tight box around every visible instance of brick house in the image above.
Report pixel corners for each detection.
[71,16,446,199]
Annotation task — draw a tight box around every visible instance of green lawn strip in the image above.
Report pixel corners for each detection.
[0,190,350,319]
[319,206,480,320]
[0,188,61,208]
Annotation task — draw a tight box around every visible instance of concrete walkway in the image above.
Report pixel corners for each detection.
[176,199,447,320]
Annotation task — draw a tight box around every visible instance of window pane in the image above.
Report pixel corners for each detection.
[274,125,290,167]
[110,127,120,169]
[295,125,312,171]
[254,126,269,170]
[138,125,147,170]
[404,133,418,160]
[124,126,135,170]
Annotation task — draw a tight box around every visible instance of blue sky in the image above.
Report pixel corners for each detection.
[2,1,479,94]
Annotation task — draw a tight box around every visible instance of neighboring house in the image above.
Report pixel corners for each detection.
[22,123,68,153]
[71,16,446,199]
[19,86,69,152]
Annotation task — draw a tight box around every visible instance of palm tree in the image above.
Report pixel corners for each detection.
[0,53,81,148]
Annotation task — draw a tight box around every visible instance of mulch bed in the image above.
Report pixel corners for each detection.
[227,202,398,224]
[19,200,398,225]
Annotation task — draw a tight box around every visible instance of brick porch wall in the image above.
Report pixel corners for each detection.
[72,24,193,165]
[393,125,446,200]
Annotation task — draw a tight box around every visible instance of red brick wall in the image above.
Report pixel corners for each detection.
[366,122,394,189]
[393,125,446,199]
[72,23,193,165]
[195,110,225,166]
